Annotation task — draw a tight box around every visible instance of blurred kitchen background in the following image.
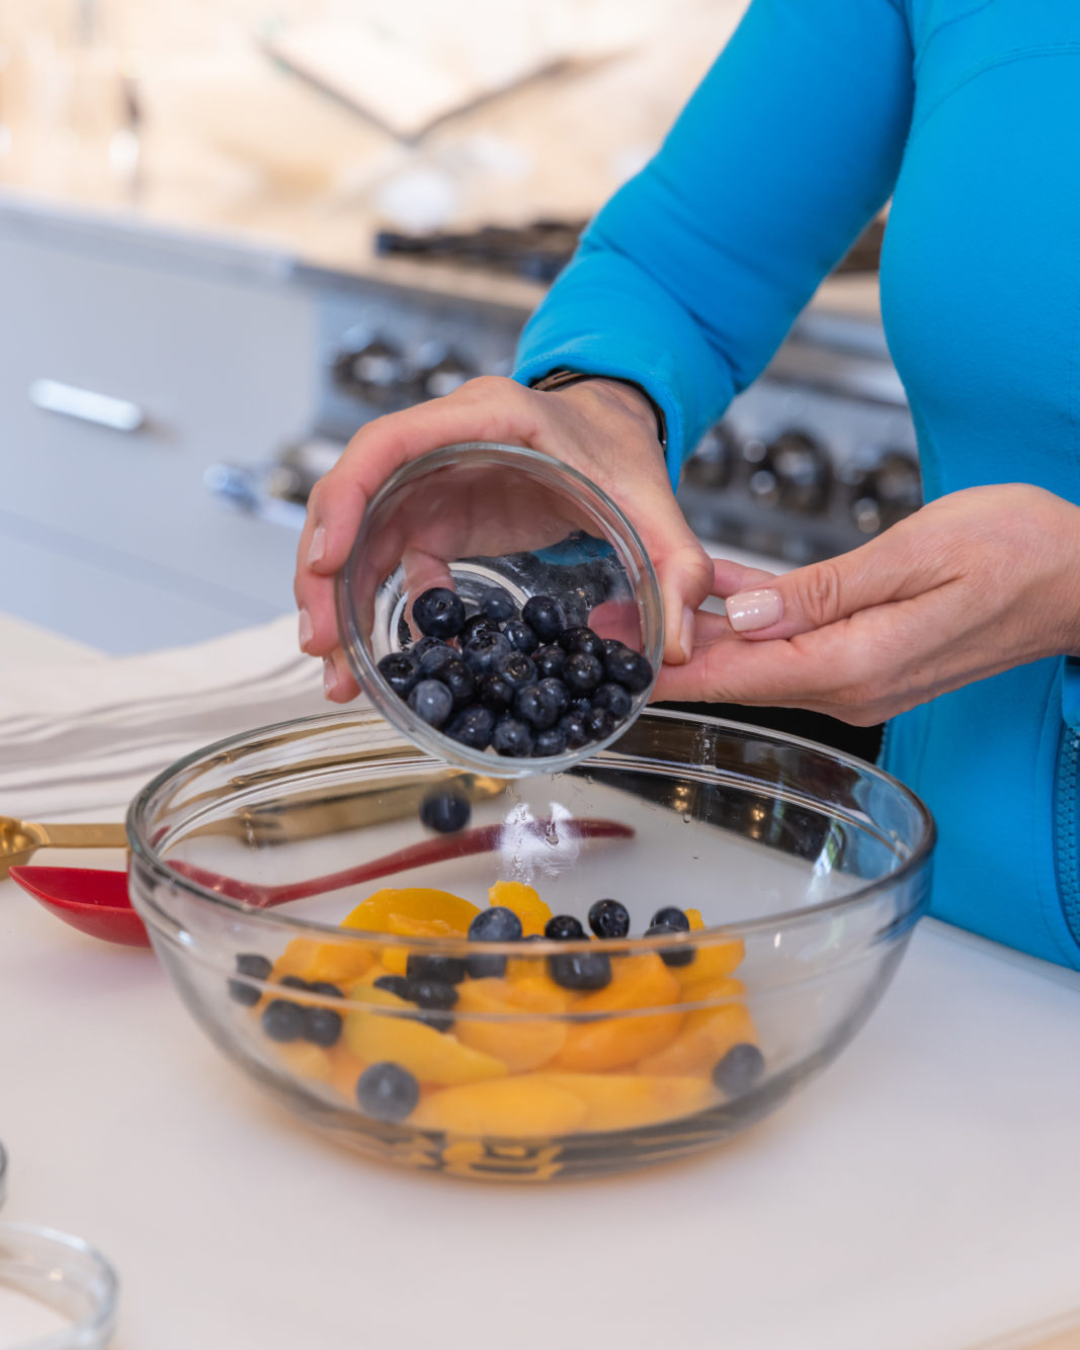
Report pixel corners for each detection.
[0,0,919,656]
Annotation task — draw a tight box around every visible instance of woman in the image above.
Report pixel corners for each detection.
[295,0,1080,969]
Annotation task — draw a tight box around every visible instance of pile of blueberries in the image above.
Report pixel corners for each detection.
[376,585,654,759]
[229,955,346,1049]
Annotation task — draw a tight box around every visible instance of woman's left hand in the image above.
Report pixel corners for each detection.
[655,484,1080,725]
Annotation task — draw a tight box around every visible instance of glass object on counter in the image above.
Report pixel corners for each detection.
[127,706,935,1184]
[0,1223,118,1349]
[336,442,663,778]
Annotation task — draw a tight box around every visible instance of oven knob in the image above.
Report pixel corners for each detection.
[333,338,409,402]
[419,351,475,399]
[767,430,831,514]
[871,450,922,526]
[685,424,736,489]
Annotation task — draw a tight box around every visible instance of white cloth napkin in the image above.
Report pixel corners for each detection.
[0,616,333,822]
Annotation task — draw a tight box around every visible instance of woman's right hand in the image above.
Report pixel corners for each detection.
[295,375,716,702]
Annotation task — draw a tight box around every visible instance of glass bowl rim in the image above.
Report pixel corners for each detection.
[334,440,664,778]
[0,1221,119,1350]
[127,706,936,954]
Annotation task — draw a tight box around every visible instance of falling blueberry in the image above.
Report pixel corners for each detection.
[377,652,420,699]
[588,898,630,939]
[356,1062,420,1123]
[480,586,517,622]
[419,787,471,834]
[492,716,535,757]
[408,678,454,728]
[412,587,465,640]
[522,595,565,643]
[712,1043,766,1096]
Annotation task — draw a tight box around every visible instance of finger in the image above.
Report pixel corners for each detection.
[709,557,778,597]
[721,514,958,641]
[321,646,361,704]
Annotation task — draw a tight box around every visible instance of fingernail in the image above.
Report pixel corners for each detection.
[307,524,326,567]
[680,606,694,662]
[298,608,313,651]
[726,588,782,632]
[322,657,337,698]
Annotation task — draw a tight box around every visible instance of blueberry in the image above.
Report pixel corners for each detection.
[522,595,565,643]
[503,620,539,654]
[356,1062,420,1122]
[413,587,465,640]
[584,706,618,741]
[558,713,592,749]
[445,706,495,750]
[408,679,454,728]
[228,952,272,1006]
[261,999,305,1042]
[533,644,566,680]
[592,682,632,719]
[280,975,310,991]
[558,626,604,658]
[403,978,458,1011]
[480,586,517,623]
[460,613,500,644]
[544,914,586,940]
[549,950,612,991]
[462,629,512,676]
[437,659,476,707]
[467,905,523,978]
[650,906,691,931]
[303,1005,343,1047]
[496,651,538,690]
[564,652,604,696]
[537,677,570,715]
[419,788,471,834]
[514,682,561,730]
[532,727,568,758]
[588,898,630,939]
[374,974,411,999]
[377,652,420,699]
[406,953,467,984]
[412,634,448,662]
[602,638,628,660]
[307,981,344,999]
[712,1043,766,1096]
[478,674,515,714]
[492,716,535,757]
[417,641,457,678]
[646,922,695,968]
[569,696,592,717]
[604,646,654,693]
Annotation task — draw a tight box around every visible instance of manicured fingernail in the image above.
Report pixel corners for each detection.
[726,588,782,632]
[307,524,326,567]
[322,657,337,698]
[298,608,313,651]
[680,606,694,662]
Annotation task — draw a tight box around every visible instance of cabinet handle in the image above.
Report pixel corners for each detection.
[29,379,145,432]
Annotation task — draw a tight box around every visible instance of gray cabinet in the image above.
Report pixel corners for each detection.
[0,205,318,653]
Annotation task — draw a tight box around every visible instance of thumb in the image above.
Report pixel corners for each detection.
[634,495,716,665]
[720,525,934,640]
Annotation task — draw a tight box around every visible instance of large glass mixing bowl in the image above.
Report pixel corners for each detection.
[128,709,934,1183]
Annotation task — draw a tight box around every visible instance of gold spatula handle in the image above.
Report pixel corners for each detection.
[33,824,129,849]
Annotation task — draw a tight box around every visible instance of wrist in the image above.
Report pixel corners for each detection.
[529,369,666,454]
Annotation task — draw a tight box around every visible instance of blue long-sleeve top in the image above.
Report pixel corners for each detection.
[515,0,1080,969]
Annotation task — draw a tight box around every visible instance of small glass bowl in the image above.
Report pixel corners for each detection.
[128,707,935,1183]
[336,442,663,778]
[0,1223,118,1350]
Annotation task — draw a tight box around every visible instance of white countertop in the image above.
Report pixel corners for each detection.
[2,618,1080,1350]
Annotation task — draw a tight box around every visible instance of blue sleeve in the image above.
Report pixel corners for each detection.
[514,0,914,485]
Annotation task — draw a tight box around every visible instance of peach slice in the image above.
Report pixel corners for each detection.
[340,887,479,936]
[412,1077,586,1138]
[638,1003,758,1076]
[455,976,571,1072]
[487,880,552,937]
[344,988,507,1087]
[533,1072,711,1132]
[551,953,684,1073]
